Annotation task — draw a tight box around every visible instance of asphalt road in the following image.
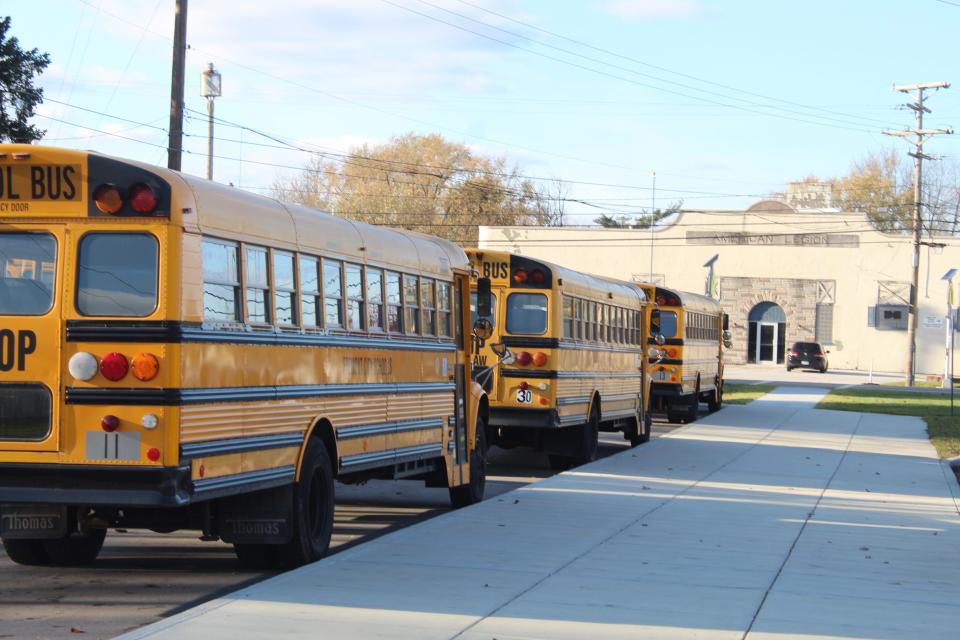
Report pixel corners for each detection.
[0,421,682,640]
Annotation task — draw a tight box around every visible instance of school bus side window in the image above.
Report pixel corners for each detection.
[386,271,403,332]
[77,233,158,317]
[421,277,436,336]
[562,296,573,338]
[437,281,452,337]
[245,246,270,324]
[300,255,320,327]
[202,238,239,322]
[367,267,384,332]
[273,250,296,326]
[0,233,57,315]
[323,259,343,328]
[403,274,420,334]
[345,263,364,331]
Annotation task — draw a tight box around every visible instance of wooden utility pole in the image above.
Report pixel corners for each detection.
[167,0,188,171]
[884,81,952,385]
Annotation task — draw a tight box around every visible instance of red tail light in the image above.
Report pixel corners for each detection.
[530,269,545,284]
[100,352,129,381]
[814,352,823,357]
[789,350,798,357]
[101,415,120,432]
[519,381,529,391]
[516,351,532,366]
[147,447,161,462]
[129,184,158,213]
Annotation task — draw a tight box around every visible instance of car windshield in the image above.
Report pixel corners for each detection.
[793,342,821,351]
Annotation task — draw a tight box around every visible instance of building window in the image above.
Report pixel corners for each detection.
[245,245,270,324]
[815,303,834,344]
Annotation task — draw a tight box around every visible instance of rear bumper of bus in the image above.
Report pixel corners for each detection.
[0,463,194,507]
[651,383,685,399]
[489,408,561,429]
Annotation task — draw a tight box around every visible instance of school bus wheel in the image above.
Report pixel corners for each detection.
[449,415,487,508]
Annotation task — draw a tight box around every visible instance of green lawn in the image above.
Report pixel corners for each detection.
[817,387,960,458]
[724,383,777,405]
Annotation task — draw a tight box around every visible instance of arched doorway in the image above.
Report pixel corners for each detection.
[747,302,786,364]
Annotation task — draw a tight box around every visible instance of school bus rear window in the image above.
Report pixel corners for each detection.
[0,233,56,316]
[76,233,158,317]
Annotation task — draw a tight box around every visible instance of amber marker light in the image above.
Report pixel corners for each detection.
[532,352,548,367]
[131,352,160,381]
[93,184,123,214]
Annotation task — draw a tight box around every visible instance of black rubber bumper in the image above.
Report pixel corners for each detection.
[489,408,561,429]
[0,463,193,507]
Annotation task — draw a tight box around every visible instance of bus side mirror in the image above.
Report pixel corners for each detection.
[476,277,492,319]
[654,333,666,346]
[473,317,493,342]
[722,313,729,331]
[722,330,732,348]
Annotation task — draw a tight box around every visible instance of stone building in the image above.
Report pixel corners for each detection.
[478,201,960,375]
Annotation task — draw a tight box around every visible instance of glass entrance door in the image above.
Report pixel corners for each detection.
[756,322,777,363]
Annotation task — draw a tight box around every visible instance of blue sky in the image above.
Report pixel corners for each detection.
[5,0,960,222]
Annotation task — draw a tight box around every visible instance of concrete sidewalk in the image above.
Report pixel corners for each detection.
[120,387,960,640]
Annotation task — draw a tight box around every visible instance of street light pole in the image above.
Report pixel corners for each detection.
[201,63,222,181]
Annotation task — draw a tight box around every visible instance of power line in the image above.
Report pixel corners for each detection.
[379,0,880,134]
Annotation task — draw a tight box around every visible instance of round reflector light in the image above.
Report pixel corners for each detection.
[519,381,529,391]
[93,184,123,214]
[512,269,528,284]
[141,413,159,430]
[516,351,532,366]
[147,447,161,462]
[129,184,158,213]
[131,352,160,381]
[532,352,548,366]
[68,352,99,381]
[101,415,120,432]
[100,352,129,381]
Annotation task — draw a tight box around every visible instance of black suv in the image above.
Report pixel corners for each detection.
[786,341,829,373]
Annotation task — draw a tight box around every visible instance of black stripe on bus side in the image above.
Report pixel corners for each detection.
[66,321,457,353]
[336,418,444,441]
[65,381,456,406]
[339,443,443,473]
[500,369,558,379]
[181,433,305,458]
[192,465,296,497]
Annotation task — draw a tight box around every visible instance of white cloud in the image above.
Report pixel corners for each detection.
[603,0,704,20]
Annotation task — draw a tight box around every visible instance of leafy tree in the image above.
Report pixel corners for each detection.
[273,133,565,244]
[831,149,912,232]
[0,17,50,143]
[593,201,682,228]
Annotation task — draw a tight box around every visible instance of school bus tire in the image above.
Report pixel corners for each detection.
[234,437,335,569]
[708,381,723,412]
[41,528,107,566]
[629,409,653,447]
[2,537,51,566]
[574,406,600,466]
[449,416,487,508]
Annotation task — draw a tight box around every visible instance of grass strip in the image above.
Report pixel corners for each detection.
[818,387,960,458]
[723,383,778,405]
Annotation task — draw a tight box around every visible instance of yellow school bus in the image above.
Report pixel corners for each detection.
[0,145,487,568]
[467,249,652,470]
[640,285,726,423]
